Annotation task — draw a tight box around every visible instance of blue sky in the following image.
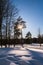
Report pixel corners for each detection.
[14,0,43,38]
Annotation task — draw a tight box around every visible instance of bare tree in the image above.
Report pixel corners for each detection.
[0,0,8,47]
[0,0,18,47]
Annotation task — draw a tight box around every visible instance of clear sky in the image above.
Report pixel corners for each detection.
[14,0,43,38]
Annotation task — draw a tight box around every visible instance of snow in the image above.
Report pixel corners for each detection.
[0,44,43,65]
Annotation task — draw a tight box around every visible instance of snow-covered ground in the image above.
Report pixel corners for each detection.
[0,44,43,65]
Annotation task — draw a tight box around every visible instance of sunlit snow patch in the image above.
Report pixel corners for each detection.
[10,62,17,65]
[20,56,32,61]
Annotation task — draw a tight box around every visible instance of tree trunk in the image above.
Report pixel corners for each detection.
[0,17,2,47]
